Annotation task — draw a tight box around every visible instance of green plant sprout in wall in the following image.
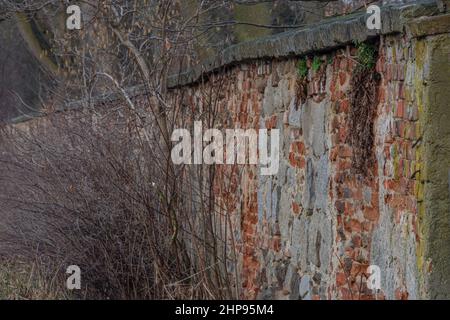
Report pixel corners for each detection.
[312,56,322,72]
[354,41,377,71]
[297,58,308,78]
[297,56,324,78]
[327,55,333,65]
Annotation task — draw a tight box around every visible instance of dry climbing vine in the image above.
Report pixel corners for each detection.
[296,58,308,104]
[348,42,380,177]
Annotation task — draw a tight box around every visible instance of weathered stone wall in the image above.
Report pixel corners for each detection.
[8,1,450,300]
[166,2,450,299]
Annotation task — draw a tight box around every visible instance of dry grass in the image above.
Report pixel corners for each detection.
[0,259,70,300]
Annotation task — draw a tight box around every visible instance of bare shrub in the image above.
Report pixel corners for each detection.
[0,97,237,299]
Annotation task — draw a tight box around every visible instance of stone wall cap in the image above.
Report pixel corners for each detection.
[166,0,440,88]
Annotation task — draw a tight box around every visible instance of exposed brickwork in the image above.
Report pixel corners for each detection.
[327,50,380,300]
[180,35,428,299]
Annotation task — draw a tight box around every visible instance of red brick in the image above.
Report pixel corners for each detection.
[395,288,409,300]
[292,202,301,215]
[331,115,341,131]
[385,64,393,81]
[239,112,248,124]
[338,145,353,158]
[330,147,339,161]
[378,87,385,103]
[363,207,379,221]
[339,72,347,86]
[337,214,343,227]
[240,94,249,112]
[242,79,251,91]
[352,188,363,201]
[344,202,355,216]
[338,159,352,170]
[330,81,336,96]
[340,58,348,71]
[265,115,277,129]
[397,64,406,81]
[336,272,347,286]
[334,172,346,184]
[298,158,306,168]
[289,152,306,168]
[352,235,362,247]
[398,81,405,99]
[292,141,305,154]
[371,192,379,208]
[340,99,350,113]
[376,55,385,73]
[333,57,341,70]
[384,179,395,190]
[395,120,406,137]
[335,201,345,214]
[340,287,353,300]
[271,237,281,251]
[350,262,364,277]
[395,100,405,118]
[338,127,348,143]
[350,219,362,233]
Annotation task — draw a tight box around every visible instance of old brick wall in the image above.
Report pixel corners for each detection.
[171,19,450,298]
[7,1,450,300]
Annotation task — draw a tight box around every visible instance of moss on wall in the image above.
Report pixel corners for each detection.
[412,38,428,298]
[422,33,450,299]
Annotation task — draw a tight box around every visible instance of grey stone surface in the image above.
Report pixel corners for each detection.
[262,83,275,115]
[302,99,327,157]
[370,206,419,299]
[304,158,316,212]
[299,275,312,300]
[421,33,450,299]
[288,98,301,128]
